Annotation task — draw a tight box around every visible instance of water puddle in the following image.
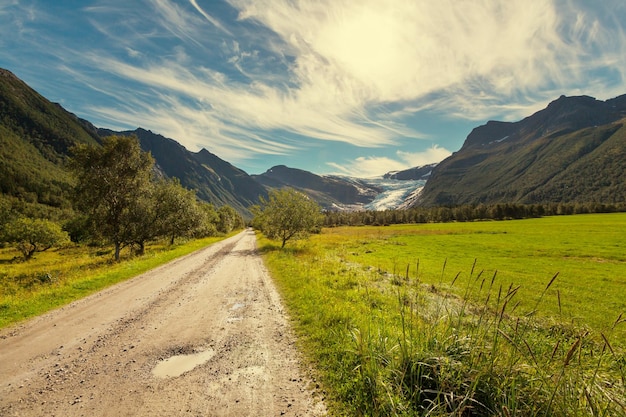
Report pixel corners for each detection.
[226,302,245,323]
[152,348,215,378]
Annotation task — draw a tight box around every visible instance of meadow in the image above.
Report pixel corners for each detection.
[261,213,626,416]
[0,236,228,328]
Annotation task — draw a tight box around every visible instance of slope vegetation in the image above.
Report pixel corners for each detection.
[0,69,100,212]
[0,68,265,217]
[417,95,626,206]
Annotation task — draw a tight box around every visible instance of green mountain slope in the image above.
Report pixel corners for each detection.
[99,128,267,216]
[0,68,265,218]
[0,68,101,213]
[417,95,626,206]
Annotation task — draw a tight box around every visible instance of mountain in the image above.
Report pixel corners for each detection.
[253,165,381,210]
[0,68,265,217]
[98,128,267,216]
[383,163,437,181]
[416,95,626,206]
[5,66,625,217]
[0,68,101,213]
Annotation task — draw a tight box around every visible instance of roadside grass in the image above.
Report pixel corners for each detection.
[261,213,626,416]
[0,235,230,329]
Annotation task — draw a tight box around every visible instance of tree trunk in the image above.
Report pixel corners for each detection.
[114,242,121,261]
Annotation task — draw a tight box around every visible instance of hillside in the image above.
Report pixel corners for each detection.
[253,165,381,210]
[416,95,626,206]
[383,163,436,181]
[98,128,267,216]
[0,68,265,217]
[0,69,101,213]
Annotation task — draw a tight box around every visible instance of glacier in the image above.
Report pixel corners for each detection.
[361,177,427,211]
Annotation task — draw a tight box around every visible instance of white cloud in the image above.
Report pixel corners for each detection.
[327,145,452,178]
[396,146,451,167]
[75,0,626,167]
[125,47,141,58]
[230,0,626,119]
[232,1,564,100]
[189,0,233,35]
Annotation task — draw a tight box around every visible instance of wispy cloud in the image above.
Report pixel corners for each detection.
[1,0,625,174]
[87,0,626,159]
[189,0,232,35]
[231,0,626,117]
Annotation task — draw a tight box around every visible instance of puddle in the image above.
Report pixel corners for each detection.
[152,348,215,378]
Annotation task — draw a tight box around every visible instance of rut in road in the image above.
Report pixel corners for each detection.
[0,230,326,416]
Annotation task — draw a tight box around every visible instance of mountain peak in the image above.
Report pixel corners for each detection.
[462,94,626,150]
[417,92,626,206]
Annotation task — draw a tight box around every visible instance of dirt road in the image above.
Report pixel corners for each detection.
[0,230,326,416]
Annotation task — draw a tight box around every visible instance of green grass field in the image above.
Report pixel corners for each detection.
[262,213,626,416]
[334,214,626,338]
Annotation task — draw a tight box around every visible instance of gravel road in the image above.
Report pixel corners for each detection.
[0,230,326,416]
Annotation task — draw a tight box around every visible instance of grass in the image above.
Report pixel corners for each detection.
[260,213,626,416]
[0,235,230,329]
[331,213,626,339]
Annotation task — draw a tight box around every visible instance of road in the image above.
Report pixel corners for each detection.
[0,230,325,416]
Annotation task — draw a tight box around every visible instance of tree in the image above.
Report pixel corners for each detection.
[254,188,323,248]
[4,217,70,260]
[0,197,13,238]
[153,178,206,245]
[70,135,154,261]
[217,205,244,234]
[125,185,158,255]
[196,203,220,237]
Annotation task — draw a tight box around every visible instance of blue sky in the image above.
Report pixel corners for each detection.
[1,1,625,177]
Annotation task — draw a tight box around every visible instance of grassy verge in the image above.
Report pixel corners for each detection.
[0,235,231,329]
[261,214,626,416]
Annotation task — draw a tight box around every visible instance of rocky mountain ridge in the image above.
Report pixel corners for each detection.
[2,67,625,217]
[416,94,626,206]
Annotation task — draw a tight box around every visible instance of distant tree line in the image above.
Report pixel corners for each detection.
[323,201,626,227]
[1,135,244,261]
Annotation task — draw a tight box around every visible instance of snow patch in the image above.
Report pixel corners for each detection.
[362,177,426,211]
[488,136,509,145]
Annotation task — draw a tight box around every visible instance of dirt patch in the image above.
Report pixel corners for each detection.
[0,230,326,416]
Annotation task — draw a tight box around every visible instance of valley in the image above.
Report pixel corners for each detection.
[0,231,325,416]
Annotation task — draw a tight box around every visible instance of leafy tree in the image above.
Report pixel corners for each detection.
[254,188,323,248]
[196,203,220,237]
[217,205,244,234]
[153,178,206,245]
[0,197,13,236]
[69,135,153,261]
[125,186,158,255]
[4,217,70,260]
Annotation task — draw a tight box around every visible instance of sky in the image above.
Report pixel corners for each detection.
[1,1,626,177]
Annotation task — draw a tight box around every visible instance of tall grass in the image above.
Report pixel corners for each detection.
[261,221,626,416]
